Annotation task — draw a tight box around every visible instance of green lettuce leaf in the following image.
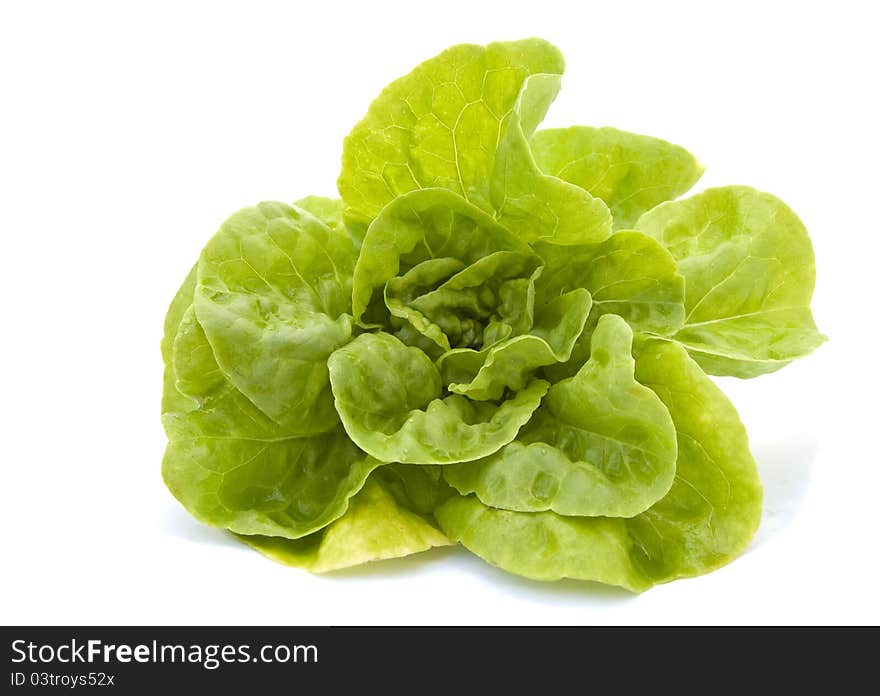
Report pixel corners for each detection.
[162,304,377,539]
[338,39,610,245]
[237,475,450,573]
[161,265,199,419]
[531,126,704,229]
[489,76,612,244]
[407,251,542,345]
[636,186,826,376]
[536,231,685,381]
[338,39,565,231]
[535,232,684,335]
[194,202,357,435]
[293,196,346,237]
[436,339,762,592]
[386,251,543,354]
[438,288,592,400]
[328,332,548,464]
[384,257,468,352]
[444,315,677,517]
[372,463,454,516]
[352,188,531,323]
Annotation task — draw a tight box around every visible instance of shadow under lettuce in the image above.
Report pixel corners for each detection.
[324,545,634,602]
[159,499,244,550]
[750,433,818,549]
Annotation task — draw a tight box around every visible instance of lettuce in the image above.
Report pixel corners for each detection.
[161,38,824,591]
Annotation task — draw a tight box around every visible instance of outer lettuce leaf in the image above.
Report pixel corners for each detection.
[438,495,653,590]
[161,265,199,418]
[352,188,531,323]
[338,39,610,245]
[436,339,762,592]
[629,340,762,581]
[444,315,676,517]
[636,186,826,377]
[535,231,685,336]
[489,75,612,245]
[237,476,450,573]
[328,332,548,464]
[338,39,565,231]
[172,305,226,400]
[438,288,592,400]
[531,126,704,229]
[162,305,377,539]
[163,433,377,540]
[194,202,357,435]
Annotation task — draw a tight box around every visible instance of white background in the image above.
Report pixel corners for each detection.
[1,0,878,625]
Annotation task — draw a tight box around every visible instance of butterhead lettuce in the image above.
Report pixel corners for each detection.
[161,38,824,591]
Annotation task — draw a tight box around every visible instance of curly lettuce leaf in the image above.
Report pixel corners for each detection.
[384,257,467,352]
[386,251,542,353]
[352,188,531,323]
[636,186,826,377]
[408,251,542,342]
[438,288,592,400]
[328,332,548,464]
[162,307,377,539]
[536,231,685,381]
[436,339,762,592]
[531,126,704,229]
[444,315,676,517]
[194,202,357,435]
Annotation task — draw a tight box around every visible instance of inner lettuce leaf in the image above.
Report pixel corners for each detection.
[636,186,827,377]
[387,251,543,353]
[328,332,549,464]
[352,188,531,324]
[408,251,542,344]
[384,257,467,352]
[436,340,762,592]
[443,315,677,517]
[438,288,592,400]
[161,37,822,590]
